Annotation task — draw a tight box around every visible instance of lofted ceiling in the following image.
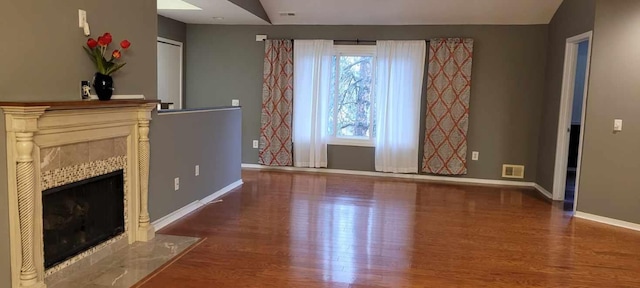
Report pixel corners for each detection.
[158,0,564,25]
[157,0,270,25]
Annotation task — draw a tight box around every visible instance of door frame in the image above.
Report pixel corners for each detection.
[157,37,184,109]
[552,31,593,212]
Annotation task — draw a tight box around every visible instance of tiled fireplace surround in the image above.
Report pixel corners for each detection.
[1,101,157,288]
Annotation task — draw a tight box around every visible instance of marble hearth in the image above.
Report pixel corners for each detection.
[0,100,158,288]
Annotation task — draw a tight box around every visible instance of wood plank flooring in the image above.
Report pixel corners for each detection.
[138,170,640,287]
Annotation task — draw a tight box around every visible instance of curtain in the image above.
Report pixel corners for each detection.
[422,38,474,175]
[292,40,333,168]
[259,40,294,166]
[375,41,427,173]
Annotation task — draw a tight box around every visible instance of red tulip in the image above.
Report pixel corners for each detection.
[112,50,121,59]
[87,38,98,49]
[120,40,131,49]
[97,36,107,47]
[103,33,113,45]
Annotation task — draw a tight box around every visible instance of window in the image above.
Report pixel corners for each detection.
[328,45,377,146]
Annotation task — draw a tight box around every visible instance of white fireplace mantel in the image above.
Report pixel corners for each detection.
[0,100,159,288]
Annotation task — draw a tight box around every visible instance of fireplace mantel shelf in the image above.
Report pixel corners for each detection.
[0,99,160,111]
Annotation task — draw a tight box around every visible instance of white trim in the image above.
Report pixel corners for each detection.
[157,37,183,47]
[158,107,240,116]
[553,31,593,205]
[201,180,244,204]
[151,180,243,231]
[334,45,377,55]
[328,137,375,147]
[88,94,145,100]
[533,183,553,199]
[241,164,554,200]
[157,37,184,110]
[574,212,640,232]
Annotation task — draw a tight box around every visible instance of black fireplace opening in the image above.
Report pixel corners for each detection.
[42,170,125,269]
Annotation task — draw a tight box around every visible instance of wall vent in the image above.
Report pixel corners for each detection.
[279,12,296,16]
[502,164,525,179]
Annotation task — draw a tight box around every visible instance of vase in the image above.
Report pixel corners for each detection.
[93,73,114,101]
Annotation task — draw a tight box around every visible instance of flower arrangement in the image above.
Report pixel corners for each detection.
[83,32,131,75]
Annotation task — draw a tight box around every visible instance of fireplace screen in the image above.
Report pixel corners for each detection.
[42,170,125,269]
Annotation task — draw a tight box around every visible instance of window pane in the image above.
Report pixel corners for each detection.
[336,55,374,138]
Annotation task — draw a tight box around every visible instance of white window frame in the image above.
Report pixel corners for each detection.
[329,45,377,147]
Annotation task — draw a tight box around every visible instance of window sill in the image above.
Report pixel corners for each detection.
[328,138,375,148]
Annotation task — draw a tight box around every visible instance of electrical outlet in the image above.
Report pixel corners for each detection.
[195,165,200,176]
[174,177,180,191]
[253,140,259,149]
[614,119,623,132]
[232,99,240,106]
[472,151,479,161]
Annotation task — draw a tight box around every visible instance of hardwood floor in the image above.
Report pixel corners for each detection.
[138,170,640,287]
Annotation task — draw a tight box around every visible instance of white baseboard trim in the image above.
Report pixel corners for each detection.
[533,183,553,199]
[201,180,244,204]
[574,212,640,232]
[241,164,553,199]
[152,179,243,231]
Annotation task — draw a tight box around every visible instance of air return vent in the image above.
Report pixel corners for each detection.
[502,164,525,179]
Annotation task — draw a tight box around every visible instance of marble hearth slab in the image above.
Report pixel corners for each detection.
[45,234,201,288]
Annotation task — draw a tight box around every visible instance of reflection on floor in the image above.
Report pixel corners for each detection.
[138,170,640,287]
[46,234,200,288]
[564,169,576,211]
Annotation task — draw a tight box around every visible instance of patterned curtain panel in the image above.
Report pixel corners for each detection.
[259,39,294,166]
[422,38,474,175]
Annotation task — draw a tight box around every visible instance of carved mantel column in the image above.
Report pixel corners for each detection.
[136,103,157,241]
[2,106,48,288]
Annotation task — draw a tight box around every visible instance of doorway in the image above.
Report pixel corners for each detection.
[157,37,183,109]
[553,31,593,213]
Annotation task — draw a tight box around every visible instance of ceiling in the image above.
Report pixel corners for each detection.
[262,0,563,25]
[159,0,564,25]
[157,0,270,25]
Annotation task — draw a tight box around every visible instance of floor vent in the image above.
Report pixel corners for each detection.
[502,164,525,179]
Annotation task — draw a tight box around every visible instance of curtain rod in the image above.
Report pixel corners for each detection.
[286,39,429,44]
[333,38,430,44]
[333,39,377,44]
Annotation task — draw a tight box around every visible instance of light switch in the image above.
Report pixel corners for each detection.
[78,9,87,28]
[614,119,623,132]
[232,99,240,106]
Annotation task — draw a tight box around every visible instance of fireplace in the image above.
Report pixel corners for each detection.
[0,100,158,288]
[42,170,125,269]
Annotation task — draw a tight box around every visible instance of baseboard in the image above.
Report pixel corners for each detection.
[201,180,244,204]
[152,180,243,231]
[242,163,553,194]
[533,183,553,199]
[574,212,640,232]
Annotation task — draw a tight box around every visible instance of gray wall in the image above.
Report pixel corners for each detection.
[577,0,640,224]
[186,25,548,181]
[0,1,157,102]
[536,0,596,191]
[148,109,242,221]
[158,15,188,106]
[0,2,157,286]
[228,0,271,24]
